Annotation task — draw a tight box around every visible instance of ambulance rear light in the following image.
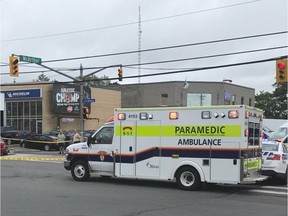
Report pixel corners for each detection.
[228,110,239,119]
[245,129,249,137]
[118,113,126,120]
[169,112,179,120]
[245,111,249,119]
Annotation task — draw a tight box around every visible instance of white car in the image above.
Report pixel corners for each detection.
[261,140,288,184]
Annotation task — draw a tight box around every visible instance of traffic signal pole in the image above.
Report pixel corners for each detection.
[12,54,122,134]
[80,64,84,133]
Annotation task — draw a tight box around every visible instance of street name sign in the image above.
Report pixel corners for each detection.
[82,98,96,103]
[19,55,42,65]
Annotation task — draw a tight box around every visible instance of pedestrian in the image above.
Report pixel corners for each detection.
[57,130,66,154]
[73,130,81,143]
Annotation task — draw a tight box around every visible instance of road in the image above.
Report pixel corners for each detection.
[1,151,287,216]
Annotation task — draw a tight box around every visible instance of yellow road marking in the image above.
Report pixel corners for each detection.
[0,157,65,161]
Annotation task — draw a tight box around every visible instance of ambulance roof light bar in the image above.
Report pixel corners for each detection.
[228,110,239,119]
[169,112,179,120]
[118,113,126,120]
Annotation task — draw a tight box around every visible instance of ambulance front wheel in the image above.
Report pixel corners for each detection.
[176,166,201,191]
[71,160,90,181]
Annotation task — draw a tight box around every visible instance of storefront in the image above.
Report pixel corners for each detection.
[1,82,121,133]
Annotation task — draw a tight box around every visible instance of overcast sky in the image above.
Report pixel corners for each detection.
[0,0,287,93]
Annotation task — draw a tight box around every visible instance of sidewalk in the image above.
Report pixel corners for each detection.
[1,144,65,161]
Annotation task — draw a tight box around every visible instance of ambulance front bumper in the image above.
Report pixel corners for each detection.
[64,160,71,170]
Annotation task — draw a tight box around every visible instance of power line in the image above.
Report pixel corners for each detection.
[1,31,286,68]
[29,31,288,64]
[1,55,287,86]
[1,0,262,43]
[0,45,286,75]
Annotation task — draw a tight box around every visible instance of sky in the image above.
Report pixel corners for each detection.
[0,0,287,94]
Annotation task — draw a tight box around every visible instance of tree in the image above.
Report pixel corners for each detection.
[80,75,111,87]
[255,82,287,119]
[34,73,50,82]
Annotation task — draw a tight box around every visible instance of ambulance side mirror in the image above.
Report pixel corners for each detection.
[87,136,92,147]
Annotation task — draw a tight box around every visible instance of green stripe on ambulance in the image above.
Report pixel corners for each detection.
[116,125,241,137]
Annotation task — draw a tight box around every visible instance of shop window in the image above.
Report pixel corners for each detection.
[187,93,211,106]
[161,94,168,106]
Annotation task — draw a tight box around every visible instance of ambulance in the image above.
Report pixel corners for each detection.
[64,105,267,190]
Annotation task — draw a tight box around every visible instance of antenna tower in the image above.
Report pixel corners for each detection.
[138,5,142,83]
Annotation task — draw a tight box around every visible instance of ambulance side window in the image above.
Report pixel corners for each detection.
[95,127,114,144]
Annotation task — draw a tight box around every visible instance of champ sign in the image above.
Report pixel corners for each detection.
[52,84,91,114]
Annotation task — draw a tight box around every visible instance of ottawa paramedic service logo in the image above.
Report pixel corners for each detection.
[98,151,107,161]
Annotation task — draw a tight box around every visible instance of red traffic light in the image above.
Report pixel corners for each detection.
[278,62,285,70]
[118,66,123,81]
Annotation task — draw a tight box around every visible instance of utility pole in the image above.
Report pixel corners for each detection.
[80,64,84,132]
[14,54,121,133]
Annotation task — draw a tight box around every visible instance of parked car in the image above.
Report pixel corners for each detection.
[1,126,32,145]
[261,140,288,184]
[20,134,70,151]
[1,138,8,156]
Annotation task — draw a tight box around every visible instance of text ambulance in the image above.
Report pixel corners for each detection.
[64,105,267,190]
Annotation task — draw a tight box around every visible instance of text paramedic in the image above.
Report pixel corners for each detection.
[175,126,225,135]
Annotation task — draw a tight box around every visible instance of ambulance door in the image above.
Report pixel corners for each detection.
[135,120,161,178]
[120,121,136,176]
[210,141,240,182]
[88,126,114,172]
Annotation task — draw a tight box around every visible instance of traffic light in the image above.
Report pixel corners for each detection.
[9,55,19,77]
[276,59,287,83]
[83,107,90,119]
[118,66,123,81]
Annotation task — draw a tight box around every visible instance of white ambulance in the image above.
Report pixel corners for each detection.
[64,105,267,190]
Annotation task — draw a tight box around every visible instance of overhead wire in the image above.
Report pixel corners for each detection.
[0,45,287,75]
[0,0,262,43]
[1,30,286,69]
[1,55,287,86]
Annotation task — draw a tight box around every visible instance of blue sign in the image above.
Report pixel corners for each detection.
[82,98,95,103]
[2,89,42,99]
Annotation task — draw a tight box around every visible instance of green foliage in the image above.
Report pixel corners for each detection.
[255,82,287,119]
[80,75,111,87]
[33,73,50,82]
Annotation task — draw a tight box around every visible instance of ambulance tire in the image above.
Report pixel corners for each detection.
[71,160,90,181]
[176,166,201,191]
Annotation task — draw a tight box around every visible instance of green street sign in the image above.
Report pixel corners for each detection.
[19,55,42,65]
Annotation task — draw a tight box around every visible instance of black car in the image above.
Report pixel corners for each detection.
[20,134,70,151]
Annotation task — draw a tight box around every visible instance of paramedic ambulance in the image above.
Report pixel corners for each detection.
[64,105,267,190]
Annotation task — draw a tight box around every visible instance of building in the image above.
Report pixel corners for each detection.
[0,82,121,133]
[106,81,255,108]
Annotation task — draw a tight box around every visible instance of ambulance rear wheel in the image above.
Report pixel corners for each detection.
[71,160,90,181]
[176,166,200,191]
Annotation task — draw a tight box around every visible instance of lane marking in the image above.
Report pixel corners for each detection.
[0,157,65,161]
[249,189,288,196]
